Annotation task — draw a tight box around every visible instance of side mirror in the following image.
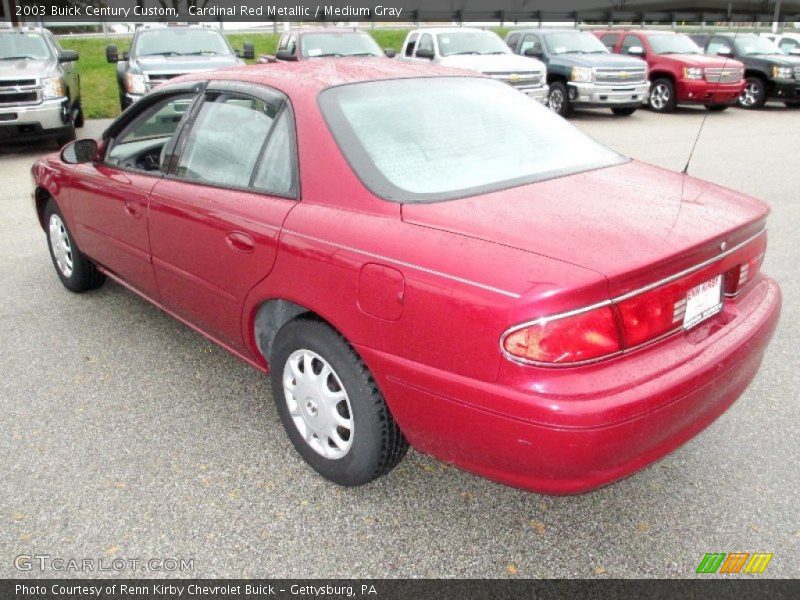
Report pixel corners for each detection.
[415,47,434,60]
[524,47,543,58]
[106,44,119,63]
[59,49,79,63]
[627,46,645,57]
[241,42,255,60]
[275,49,297,61]
[717,46,734,58]
[384,48,396,58]
[60,139,98,164]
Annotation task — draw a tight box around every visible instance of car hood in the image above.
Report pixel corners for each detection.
[401,160,769,296]
[133,54,243,73]
[745,53,800,66]
[0,58,57,79]
[657,53,744,68]
[438,53,545,73]
[551,52,646,68]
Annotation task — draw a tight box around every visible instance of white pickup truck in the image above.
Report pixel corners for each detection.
[397,27,548,104]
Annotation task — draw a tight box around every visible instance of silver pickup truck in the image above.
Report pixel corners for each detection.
[0,27,82,146]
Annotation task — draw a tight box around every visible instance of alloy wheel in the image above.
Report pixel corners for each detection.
[739,82,759,107]
[548,88,564,114]
[49,214,74,277]
[282,349,354,460]
[650,83,669,110]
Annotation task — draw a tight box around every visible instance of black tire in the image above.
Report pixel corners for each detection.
[55,124,76,148]
[270,318,408,487]
[547,81,573,118]
[784,101,800,108]
[648,78,677,113]
[738,76,766,109]
[43,198,105,293]
[119,93,128,112]
[708,104,729,112]
[612,107,637,116]
[73,102,85,128]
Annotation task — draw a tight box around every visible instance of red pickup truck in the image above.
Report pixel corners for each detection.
[594,30,745,112]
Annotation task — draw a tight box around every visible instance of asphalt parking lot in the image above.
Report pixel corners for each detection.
[2,104,798,579]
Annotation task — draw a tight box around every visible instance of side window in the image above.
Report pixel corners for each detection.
[519,34,540,55]
[176,92,280,188]
[706,37,729,55]
[416,34,434,56]
[620,35,641,55]
[106,93,196,171]
[600,34,619,51]
[251,111,297,197]
[780,38,799,53]
[404,34,418,57]
[506,33,520,51]
[277,34,288,51]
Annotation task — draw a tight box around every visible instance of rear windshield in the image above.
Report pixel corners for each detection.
[300,33,382,58]
[319,77,625,203]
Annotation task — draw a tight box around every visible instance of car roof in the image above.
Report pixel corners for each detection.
[509,28,594,35]
[409,27,489,34]
[173,58,477,95]
[288,28,365,36]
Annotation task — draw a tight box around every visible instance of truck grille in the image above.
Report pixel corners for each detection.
[0,78,41,106]
[704,68,743,84]
[144,72,183,91]
[594,67,647,86]
[487,71,545,90]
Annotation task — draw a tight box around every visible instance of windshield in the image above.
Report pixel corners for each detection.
[437,32,509,56]
[648,33,702,55]
[543,32,607,54]
[733,36,781,56]
[135,29,232,57]
[0,32,51,61]
[300,32,382,57]
[319,78,624,203]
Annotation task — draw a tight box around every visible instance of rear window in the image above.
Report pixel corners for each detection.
[319,77,625,203]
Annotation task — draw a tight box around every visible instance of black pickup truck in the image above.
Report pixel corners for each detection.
[505,29,649,117]
[107,25,253,111]
[691,33,800,108]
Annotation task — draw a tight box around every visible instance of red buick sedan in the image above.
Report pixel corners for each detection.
[32,60,780,494]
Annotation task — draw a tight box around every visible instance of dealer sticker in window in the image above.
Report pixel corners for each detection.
[683,275,723,330]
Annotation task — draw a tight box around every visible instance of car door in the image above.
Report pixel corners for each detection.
[69,88,200,298]
[148,82,299,352]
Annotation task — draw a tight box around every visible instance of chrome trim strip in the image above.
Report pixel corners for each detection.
[500,227,766,367]
[282,229,522,299]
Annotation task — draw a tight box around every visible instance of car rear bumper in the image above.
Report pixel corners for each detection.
[676,79,744,105]
[569,81,650,107]
[359,276,781,494]
[0,98,70,141]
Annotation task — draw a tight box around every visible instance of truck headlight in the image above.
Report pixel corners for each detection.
[124,73,146,94]
[41,77,66,99]
[772,66,794,80]
[683,67,704,80]
[571,66,593,83]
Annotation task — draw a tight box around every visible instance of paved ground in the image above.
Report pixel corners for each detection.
[2,104,798,579]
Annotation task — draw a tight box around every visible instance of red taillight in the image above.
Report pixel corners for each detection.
[502,305,622,365]
[617,281,684,347]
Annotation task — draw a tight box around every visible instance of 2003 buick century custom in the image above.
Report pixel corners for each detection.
[31,60,780,494]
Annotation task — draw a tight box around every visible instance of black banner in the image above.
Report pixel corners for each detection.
[1,0,798,23]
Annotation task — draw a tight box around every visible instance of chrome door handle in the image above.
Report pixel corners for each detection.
[226,231,255,254]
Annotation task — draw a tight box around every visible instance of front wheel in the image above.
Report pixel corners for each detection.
[44,199,105,293]
[270,319,408,487]
[738,77,766,109]
[612,107,637,116]
[547,82,573,118]
[55,124,76,148]
[648,78,677,113]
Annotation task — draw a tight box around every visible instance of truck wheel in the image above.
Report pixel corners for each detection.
[738,77,766,109]
[44,199,105,293]
[612,107,637,116]
[270,318,408,487]
[784,101,800,108]
[547,82,573,118]
[707,105,729,112]
[648,78,677,113]
[74,103,85,128]
[56,125,76,148]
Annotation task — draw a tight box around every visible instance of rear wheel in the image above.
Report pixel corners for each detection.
[44,199,105,293]
[738,77,766,109]
[612,107,637,116]
[547,81,573,118]
[708,104,729,112]
[270,319,408,486]
[648,78,677,113]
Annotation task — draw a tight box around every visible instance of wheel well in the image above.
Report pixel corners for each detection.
[34,187,52,230]
[649,71,675,85]
[546,73,567,85]
[254,299,325,361]
[744,70,767,82]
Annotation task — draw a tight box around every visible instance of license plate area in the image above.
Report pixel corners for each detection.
[683,275,723,330]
